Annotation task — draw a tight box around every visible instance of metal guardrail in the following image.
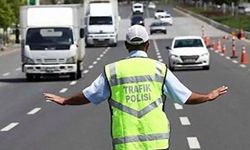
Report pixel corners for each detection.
[176,6,250,40]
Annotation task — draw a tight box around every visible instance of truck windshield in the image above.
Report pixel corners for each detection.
[89,16,113,25]
[26,28,73,50]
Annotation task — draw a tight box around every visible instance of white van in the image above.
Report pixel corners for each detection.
[85,0,119,47]
[20,5,85,80]
[132,3,143,13]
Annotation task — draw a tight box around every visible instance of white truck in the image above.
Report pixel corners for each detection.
[84,0,119,47]
[20,4,85,81]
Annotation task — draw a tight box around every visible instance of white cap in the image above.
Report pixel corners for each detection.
[126,25,149,45]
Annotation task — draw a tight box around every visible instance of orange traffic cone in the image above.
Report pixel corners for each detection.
[216,39,222,52]
[222,44,226,55]
[239,29,246,40]
[241,46,248,64]
[212,41,217,51]
[223,35,229,40]
[231,37,238,58]
[204,36,210,47]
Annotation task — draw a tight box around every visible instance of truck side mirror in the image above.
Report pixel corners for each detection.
[80,28,85,38]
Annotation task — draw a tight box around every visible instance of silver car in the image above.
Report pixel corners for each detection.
[149,21,167,34]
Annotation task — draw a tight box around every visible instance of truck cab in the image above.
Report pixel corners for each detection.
[85,0,119,47]
[20,5,85,81]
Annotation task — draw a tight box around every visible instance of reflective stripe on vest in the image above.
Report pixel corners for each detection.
[108,62,165,86]
[113,133,169,145]
[110,97,162,118]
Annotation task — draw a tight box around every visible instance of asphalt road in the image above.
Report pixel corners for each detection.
[1,3,250,150]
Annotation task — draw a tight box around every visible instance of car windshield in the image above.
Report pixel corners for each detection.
[134,6,142,8]
[156,10,165,12]
[160,15,171,18]
[151,22,165,26]
[26,27,73,50]
[174,39,204,48]
[89,16,113,25]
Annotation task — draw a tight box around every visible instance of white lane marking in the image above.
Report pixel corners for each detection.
[27,107,41,115]
[97,57,101,61]
[226,56,230,60]
[83,70,89,74]
[46,100,52,103]
[100,54,104,57]
[153,40,159,52]
[16,67,21,71]
[59,88,68,93]
[93,61,97,65]
[2,72,10,76]
[70,81,77,85]
[179,117,191,126]
[1,122,19,132]
[240,64,246,68]
[174,103,183,110]
[153,39,164,62]
[232,60,238,64]
[106,47,110,51]
[88,65,94,69]
[187,137,201,149]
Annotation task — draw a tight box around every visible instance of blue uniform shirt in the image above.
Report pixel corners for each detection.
[83,50,192,105]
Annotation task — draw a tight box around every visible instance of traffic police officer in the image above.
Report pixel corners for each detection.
[44,25,228,150]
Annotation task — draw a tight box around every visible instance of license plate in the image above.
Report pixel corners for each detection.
[98,39,105,41]
[184,59,195,63]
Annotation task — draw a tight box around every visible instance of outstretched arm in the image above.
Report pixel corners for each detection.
[185,86,228,104]
[43,92,90,105]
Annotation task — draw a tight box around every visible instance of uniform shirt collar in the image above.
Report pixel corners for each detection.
[129,50,148,58]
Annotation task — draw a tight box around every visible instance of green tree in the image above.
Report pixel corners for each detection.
[0,0,14,44]
[210,0,240,5]
[64,0,82,4]
[7,0,25,43]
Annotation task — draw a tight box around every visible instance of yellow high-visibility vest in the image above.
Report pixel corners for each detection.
[105,57,170,150]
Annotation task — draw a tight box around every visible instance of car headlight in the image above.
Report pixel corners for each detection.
[66,56,76,64]
[201,53,209,57]
[24,56,35,64]
[170,54,178,58]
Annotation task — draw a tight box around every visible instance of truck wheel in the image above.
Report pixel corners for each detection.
[26,74,34,81]
[69,73,77,80]
[203,65,210,70]
[110,43,117,47]
[34,74,41,81]
[76,61,82,79]
[77,71,82,79]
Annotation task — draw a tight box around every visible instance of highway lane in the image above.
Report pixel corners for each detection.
[0,45,115,149]
[1,3,250,150]
[156,38,250,149]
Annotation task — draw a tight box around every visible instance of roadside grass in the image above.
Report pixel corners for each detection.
[180,5,250,32]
